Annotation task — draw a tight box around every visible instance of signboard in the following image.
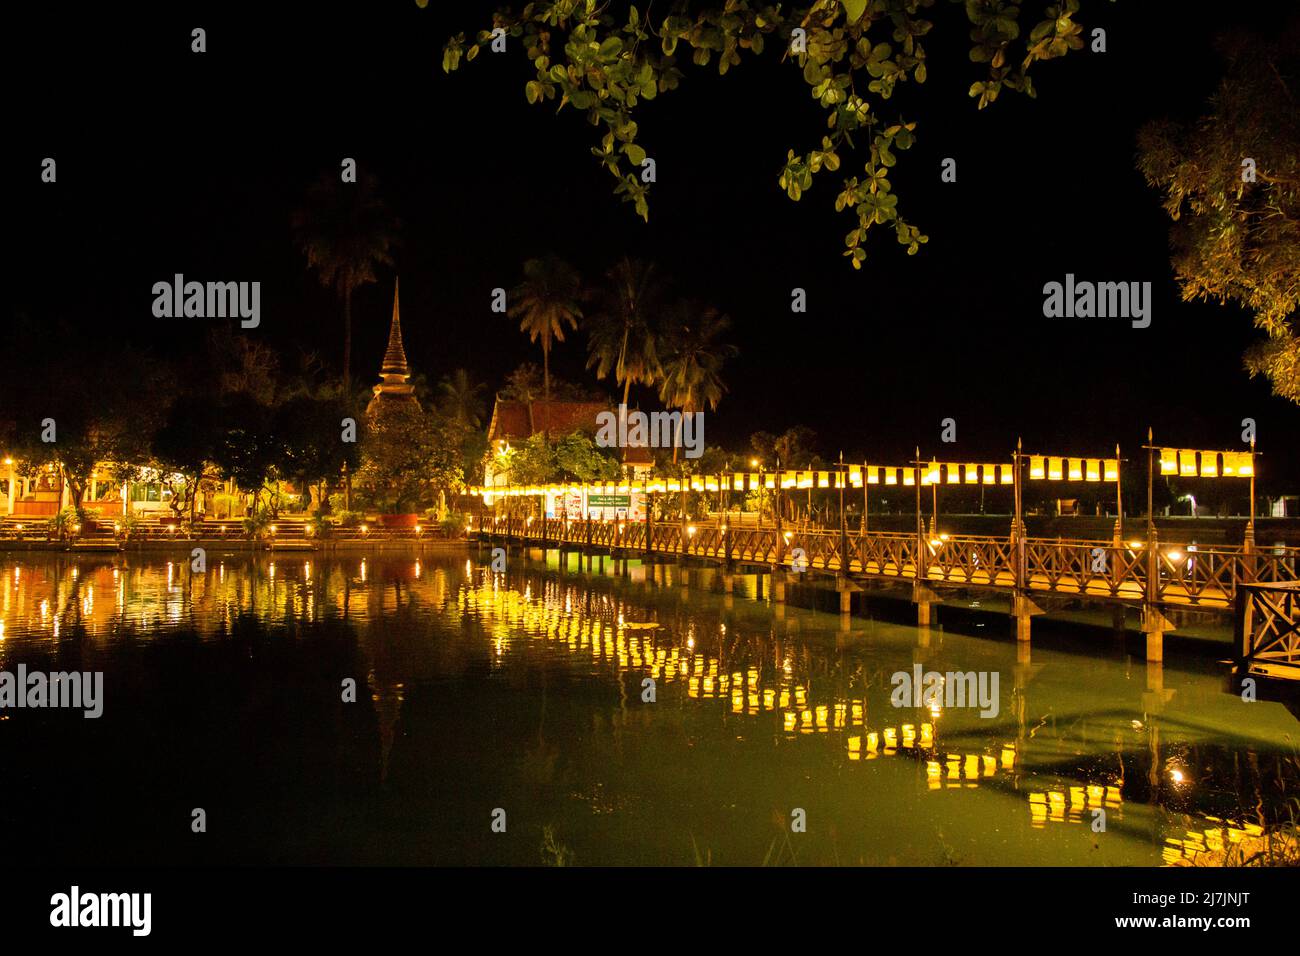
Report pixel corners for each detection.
[546,490,646,521]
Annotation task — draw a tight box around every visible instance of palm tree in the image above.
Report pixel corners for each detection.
[585,257,664,427]
[657,300,739,463]
[291,171,400,395]
[507,256,583,428]
[437,368,488,429]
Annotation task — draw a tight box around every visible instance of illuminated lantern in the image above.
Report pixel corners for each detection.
[1085,460,1100,482]
[1029,456,1045,479]
[965,464,980,484]
[1068,459,1083,481]
[1160,448,1178,475]
[885,470,899,485]
[1179,449,1198,477]
[867,467,880,485]
[1000,465,1014,485]
[1048,457,1063,480]
[1200,454,1218,478]
[1103,458,1118,482]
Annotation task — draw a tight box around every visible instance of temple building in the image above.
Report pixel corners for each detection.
[366,278,420,420]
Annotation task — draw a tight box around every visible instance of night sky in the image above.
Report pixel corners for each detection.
[6,1,1297,475]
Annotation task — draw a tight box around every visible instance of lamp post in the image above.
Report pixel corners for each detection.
[914,448,924,579]
[1112,443,1124,548]
[861,460,869,534]
[1245,436,1257,553]
[929,458,938,537]
[1145,427,1159,606]
[838,451,847,563]
[775,455,783,552]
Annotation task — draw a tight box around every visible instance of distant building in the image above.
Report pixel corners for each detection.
[484,398,654,491]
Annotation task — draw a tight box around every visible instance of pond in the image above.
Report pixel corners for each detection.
[1,549,1295,866]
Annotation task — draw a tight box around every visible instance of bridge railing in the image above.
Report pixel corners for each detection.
[1236,581,1300,677]
[476,519,1300,608]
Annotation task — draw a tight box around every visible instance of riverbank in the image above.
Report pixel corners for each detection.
[0,538,470,555]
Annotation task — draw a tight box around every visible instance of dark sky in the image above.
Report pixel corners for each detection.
[6,1,1297,475]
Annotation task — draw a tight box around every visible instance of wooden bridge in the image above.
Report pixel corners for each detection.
[473,515,1300,669]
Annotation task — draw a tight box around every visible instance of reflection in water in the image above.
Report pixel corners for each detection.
[1,552,1297,866]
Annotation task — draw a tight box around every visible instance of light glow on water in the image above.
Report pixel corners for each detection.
[0,552,1296,866]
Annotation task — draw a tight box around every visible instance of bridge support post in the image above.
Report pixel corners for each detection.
[1142,605,1173,663]
[1012,592,1044,644]
[836,575,859,619]
[913,583,940,627]
[722,573,734,594]
[772,570,786,604]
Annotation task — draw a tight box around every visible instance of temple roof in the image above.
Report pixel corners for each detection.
[487,400,610,443]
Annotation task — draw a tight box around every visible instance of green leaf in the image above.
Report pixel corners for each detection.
[624,143,647,165]
[842,0,868,22]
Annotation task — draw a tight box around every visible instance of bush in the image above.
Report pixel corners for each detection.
[305,515,333,538]
[441,510,469,537]
[334,510,363,528]
[242,509,273,540]
[47,508,82,541]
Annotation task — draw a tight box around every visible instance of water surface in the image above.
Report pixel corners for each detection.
[1,550,1295,866]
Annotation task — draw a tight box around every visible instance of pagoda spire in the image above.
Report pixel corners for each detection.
[381,277,409,376]
[367,278,419,417]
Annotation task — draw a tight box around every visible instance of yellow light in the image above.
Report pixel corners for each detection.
[1029,456,1045,480]
[415,524,423,534]
[1104,458,1119,481]
[1167,550,1183,562]
[1179,449,1198,477]
[783,531,793,542]
[1048,457,1063,480]
[360,524,369,534]
[1068,459,1083,481]
[750,458,759,468]
[270,524,278,534]
[687,525,696,536]
[1160,448,1177,476]
[1128,540,1143,550]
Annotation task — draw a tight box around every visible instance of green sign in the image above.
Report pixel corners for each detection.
[588,494,630,507]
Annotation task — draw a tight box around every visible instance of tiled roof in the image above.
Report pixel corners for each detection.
[488,400,610,442]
